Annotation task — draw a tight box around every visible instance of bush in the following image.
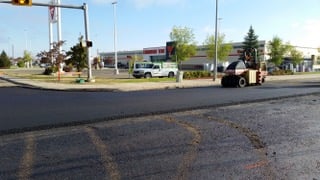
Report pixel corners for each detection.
[63,64,73,72]
[183,71,212,79]
[269,69,294,75]
[17,60,25,68]
[43,66,59,75]
[43,67,53,75]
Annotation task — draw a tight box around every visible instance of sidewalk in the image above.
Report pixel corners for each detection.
[1,73,320,92]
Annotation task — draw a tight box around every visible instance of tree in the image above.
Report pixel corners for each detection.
[37,40,66,73]
[204,33,232,62]
[268,36,291,66]
[0,50,11,68]
[169,26,197,68]
[37,41,65,63]
[128,54,143,75]
[65,43,87,72]
[318,48,320,63]
[242,26,259,50]
[241,26,260,61]
[289,48,304,66]
[23,50,33,68]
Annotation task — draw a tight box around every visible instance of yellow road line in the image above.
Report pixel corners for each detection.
[85,127,121,180]
[18,134,36,180]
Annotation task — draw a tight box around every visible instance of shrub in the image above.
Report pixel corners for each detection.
[269,69,293,75]
[17,60,25,68]
[63,64,73,72]
[43,67,53,75]
[183,71,212,79]
[43,65,59,75]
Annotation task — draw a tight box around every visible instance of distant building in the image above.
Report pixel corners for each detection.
[100,50,143,68]
[100,40,319,72]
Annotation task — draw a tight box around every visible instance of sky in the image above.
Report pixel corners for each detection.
[0,0,320,58]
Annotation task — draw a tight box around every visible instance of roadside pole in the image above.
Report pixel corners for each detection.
[83,3,94,82]
[213,0,218,81]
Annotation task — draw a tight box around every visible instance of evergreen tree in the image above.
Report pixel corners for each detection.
[0,50,11,68]
[65,43,87,72]
[241,26,259,60]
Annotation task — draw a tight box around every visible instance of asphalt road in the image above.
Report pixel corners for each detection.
[1,77,320,134]
[1,91,320,179]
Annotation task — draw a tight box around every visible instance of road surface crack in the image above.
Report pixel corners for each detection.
[200,114,276,179]
[18,133,36,180]
[85,126,121,180]
[164,116,201,180]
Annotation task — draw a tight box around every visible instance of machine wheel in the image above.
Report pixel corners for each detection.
[221,76,230,87]
[221,75,237,87]
[237,76,246,88]
[144,73,152,79]
[168,72,174,78]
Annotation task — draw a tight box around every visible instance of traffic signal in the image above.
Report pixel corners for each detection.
[80,40,93,48]
[12,0,32,6]
[86,41,93,47]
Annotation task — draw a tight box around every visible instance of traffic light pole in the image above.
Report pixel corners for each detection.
[0,1,94,82]
[83,3,93,82]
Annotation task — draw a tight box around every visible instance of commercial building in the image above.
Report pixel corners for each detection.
[100,40,319,72]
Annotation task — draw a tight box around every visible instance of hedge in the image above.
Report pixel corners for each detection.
[183,71,212,79]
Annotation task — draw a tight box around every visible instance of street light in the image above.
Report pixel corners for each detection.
[218,18,222,36]
[24,29,28,50]
[213,0,218,81]
[112,1,119,75]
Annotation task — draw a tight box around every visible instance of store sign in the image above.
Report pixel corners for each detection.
[166,41,176,60]
[49,0,58,23]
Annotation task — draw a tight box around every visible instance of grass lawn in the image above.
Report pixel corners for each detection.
[1,70,176,84]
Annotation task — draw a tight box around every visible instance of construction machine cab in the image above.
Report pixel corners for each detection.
[243,48,258,69]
